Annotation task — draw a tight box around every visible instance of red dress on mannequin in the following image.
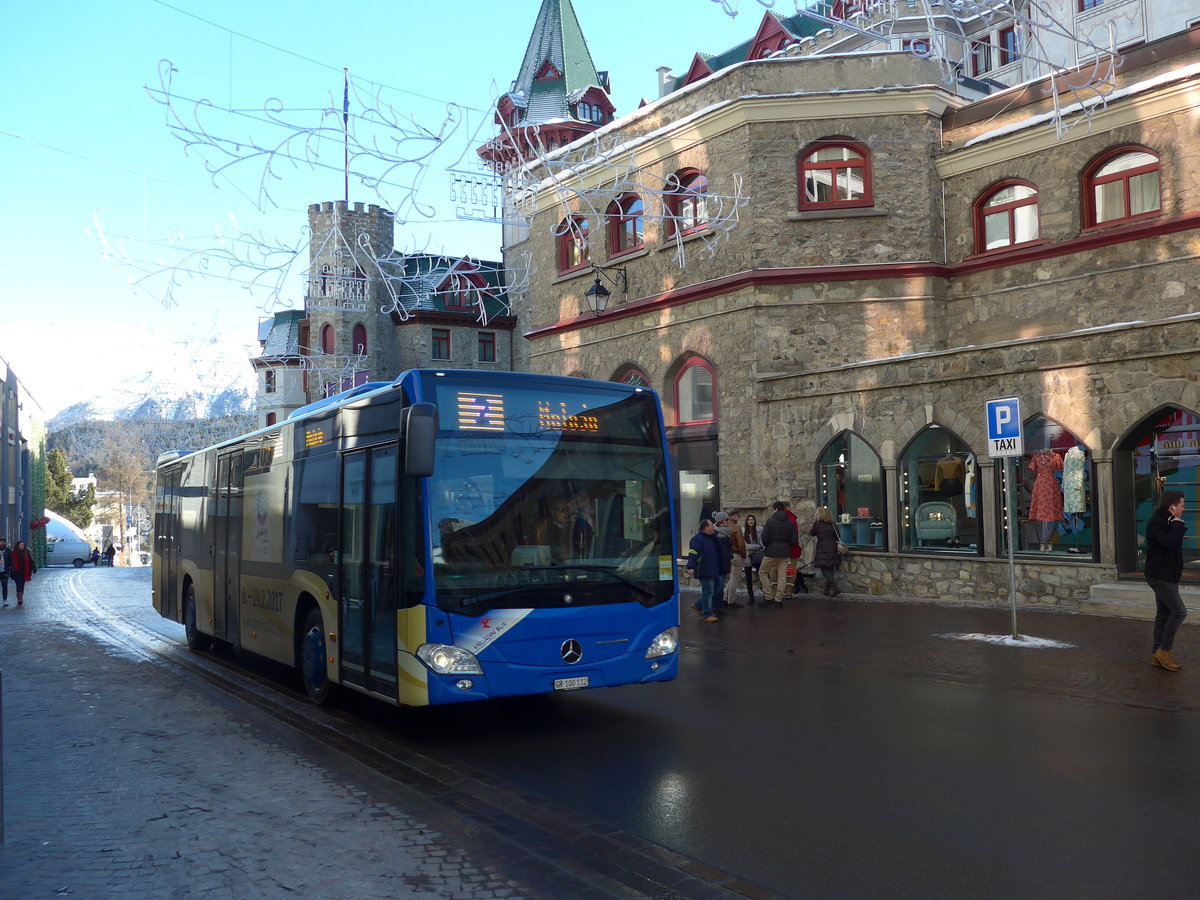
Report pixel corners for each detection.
[1028,450,1064,522]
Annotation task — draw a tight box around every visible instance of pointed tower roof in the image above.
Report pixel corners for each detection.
[508,0,607,125]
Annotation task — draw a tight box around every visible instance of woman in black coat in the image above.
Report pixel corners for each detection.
[810,506,843,597]
[1145,490,1188,671]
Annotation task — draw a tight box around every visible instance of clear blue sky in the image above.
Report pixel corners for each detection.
[2,0,776,418]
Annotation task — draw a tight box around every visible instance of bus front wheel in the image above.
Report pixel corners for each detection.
[300,608,334,705]
[184,585,213,652]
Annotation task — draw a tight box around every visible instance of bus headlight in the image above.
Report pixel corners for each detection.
[645,627,679,659]
[416,643,484,675]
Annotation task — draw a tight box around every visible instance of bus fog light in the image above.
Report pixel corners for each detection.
[455,679,475,691]
[417,643,483,675]
[645,627,679,659]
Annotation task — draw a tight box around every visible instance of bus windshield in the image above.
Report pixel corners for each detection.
[425,380,674,614]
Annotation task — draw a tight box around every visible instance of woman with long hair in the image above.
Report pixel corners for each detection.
[809,506,843,597]
[742,514,762,604]
[1146,490,1188,671]
[10,539,36,607]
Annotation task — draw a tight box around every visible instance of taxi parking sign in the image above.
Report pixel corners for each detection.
[985,397,1023,457]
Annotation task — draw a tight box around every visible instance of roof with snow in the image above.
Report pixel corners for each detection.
[507,0,609,126]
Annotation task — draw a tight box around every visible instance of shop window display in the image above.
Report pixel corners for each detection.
[817,432,884,548]
[899,425,980,553]
[1001,416,1096,557]
[1129,407,1200,576]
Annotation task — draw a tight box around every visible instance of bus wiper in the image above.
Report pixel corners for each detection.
[521,565,656,600]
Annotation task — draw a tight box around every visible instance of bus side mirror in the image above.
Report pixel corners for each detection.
[403,403,438,477]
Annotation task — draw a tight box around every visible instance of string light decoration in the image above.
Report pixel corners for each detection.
[705,1,1122,137]
[459,99,752,269]
[144,60,465,218]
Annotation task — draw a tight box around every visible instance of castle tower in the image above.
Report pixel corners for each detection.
[304,201,396,399]
[477,0,614,170]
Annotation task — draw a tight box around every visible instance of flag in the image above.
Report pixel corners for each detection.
[342,68,349,128]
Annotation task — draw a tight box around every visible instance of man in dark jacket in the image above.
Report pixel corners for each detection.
[686,519,726,623]
[758,502,798,606]
[1146,490,1188,671]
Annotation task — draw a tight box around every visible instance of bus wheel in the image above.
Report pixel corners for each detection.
[184,585,213,652]
[300,608,333,705]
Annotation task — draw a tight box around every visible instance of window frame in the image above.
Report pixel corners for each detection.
[972,179,1041,254]
[673,357,717,426]
[607,193,645,257]
[431,328,451,361]
[477,331,496,363]
[320,323,335,355]
[556,215,591,274]
[264,370,277,394]
[797,140,873,211]
[351,322,368,355]
[997,25,1018,66]
[1082,146,1162,228]
[666,169,709,238]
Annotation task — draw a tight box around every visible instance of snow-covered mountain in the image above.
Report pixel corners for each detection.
[49,327,259,429]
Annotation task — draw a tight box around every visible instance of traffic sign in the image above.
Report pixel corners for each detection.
[985,397,1024,457]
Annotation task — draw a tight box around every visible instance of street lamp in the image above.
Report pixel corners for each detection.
[582,265,628,316]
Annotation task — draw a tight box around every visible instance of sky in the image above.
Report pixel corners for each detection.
[1,0,781,420]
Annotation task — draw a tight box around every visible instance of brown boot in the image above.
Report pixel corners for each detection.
[1153,648,1182,671]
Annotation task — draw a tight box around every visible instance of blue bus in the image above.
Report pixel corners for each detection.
[153,369,679,706]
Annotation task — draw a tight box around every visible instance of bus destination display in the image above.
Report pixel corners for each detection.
[454,391,599,435]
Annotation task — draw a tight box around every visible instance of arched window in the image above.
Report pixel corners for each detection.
[1084,147,1161,226]
[974,180,1039,253]
[898,425,980,553]
[613,366,650,388]
[320,323,335,355]
[607,194,644,256]
[352,323,368,355]
[674,358,716,425]
[818,433,885,549]
[666,169,708,237]
[556,216,590,273]
[798,140,871,209]
[1005,416,1094,558]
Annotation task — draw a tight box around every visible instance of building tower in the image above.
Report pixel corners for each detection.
[303,201,396,399]
[477,0,614,171]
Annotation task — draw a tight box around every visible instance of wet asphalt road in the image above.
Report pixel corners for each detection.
[37,567,1200,898]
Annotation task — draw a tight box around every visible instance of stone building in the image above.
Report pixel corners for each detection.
[487,3,1200,609]
[254,201,516,426]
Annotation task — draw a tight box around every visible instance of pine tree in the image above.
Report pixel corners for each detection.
[45,448,95,530]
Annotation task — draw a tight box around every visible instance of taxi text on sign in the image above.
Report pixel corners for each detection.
[985,397,1024,458]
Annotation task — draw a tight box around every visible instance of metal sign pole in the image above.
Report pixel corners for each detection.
[1004,457,1020,640]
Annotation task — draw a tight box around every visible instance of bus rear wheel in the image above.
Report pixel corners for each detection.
[184,585,212,651]
[300,608,334,705]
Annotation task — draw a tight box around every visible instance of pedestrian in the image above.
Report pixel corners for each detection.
[742,514,762,604]
[784,501,809,595]
[104,544,116,567]
[91,547,101,567]
[722,508,748,609]
[712,511,737,612]
[1146,490,1188,671]
[758,501,797,607]
[10,540,36,606]
[686,519,726,623]
[0,536,11,607]
[810,506,843,597]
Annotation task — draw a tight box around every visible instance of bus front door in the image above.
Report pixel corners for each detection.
[340,446,400,697]
[155,467,182,619]
[214,450,244,645]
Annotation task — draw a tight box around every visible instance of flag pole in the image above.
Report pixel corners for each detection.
[342,67,350,204]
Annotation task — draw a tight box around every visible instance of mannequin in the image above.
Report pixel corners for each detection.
[1062,445,1086,515]
[934,452,965,498]
[1027,448,1064,551]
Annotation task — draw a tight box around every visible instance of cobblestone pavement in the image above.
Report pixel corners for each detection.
[0,570,718,900]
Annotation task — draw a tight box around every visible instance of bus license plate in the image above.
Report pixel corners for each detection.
[554,676,589,691]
